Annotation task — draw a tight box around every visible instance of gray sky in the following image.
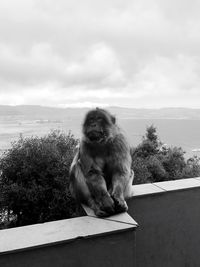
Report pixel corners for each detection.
[0,0,200,108]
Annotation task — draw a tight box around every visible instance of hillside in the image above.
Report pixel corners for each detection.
[0,105,200,120]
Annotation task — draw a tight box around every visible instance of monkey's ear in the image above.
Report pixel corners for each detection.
[111,115,116,124]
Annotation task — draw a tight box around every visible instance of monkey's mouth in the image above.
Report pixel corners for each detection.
[87,131,105,143]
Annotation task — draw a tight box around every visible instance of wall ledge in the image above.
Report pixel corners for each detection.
[82,204,138,226]
[131,177,200,198]
[0,213,137,255]
[1,177,199,257]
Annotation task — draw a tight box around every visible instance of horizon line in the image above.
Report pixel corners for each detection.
[0,104,200,110]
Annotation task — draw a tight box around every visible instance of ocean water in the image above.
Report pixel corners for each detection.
[120,119,200,159]
[0,117,200,159]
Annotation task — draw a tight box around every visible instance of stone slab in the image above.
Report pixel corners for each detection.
[0,216,136,254]
[153,178,200,192]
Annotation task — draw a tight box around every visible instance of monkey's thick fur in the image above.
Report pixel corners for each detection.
[69,108,134,217]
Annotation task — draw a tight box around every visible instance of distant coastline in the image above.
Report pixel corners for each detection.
[0,106,200,160]
[0,105,200,120]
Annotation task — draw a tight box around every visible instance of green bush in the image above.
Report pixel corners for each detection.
[183,156,200,178]
[0,130,79,227]
[132,125,200,184]
[1,125,200,228]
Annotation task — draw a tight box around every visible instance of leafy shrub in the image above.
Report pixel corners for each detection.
[1,125,200,228]
[183,156,200,178]
[159,146,186,180]
[132,125,200,184]
[0,130,79,227]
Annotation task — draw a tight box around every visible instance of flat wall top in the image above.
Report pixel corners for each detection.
[82,204,138,226]
[132,177,200,197]
[1,177,199,255]
[0,215,136,254]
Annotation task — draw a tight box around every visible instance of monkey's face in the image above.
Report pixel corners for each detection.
[83,108,116,144]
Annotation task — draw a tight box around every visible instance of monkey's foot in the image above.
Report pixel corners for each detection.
[95,209,109,217]
[93,195,115,217]
[94,205,114,217]
[112,196,128,213]
[88,195,115,217]
[89,202,109,217]
[99,195,115,215]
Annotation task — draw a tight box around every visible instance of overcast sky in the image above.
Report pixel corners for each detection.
[0,0,200,108]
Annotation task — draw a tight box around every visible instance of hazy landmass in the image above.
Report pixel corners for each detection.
[0,105,200,158]
[1,105,200,119]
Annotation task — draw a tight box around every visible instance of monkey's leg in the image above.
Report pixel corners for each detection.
[69,162,104,216]
[70,162,114,217]
[110,172,130,213]
[86,170,115,217]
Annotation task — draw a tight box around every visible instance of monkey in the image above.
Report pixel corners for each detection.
[69,108,134,217]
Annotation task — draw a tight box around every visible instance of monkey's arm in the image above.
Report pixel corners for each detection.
[109,134,134,211]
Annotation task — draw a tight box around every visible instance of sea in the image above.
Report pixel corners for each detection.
[0,116,200,159]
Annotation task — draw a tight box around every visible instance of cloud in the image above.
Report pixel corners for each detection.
[0,42,125,90]
[130,54,200,94]
[64,43,126,88]
[0,0,200,107]
[0,43,65,87]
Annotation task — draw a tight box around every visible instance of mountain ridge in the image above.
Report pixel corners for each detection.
[0,105,200,119]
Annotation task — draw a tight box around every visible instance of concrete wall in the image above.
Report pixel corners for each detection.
[0,231,136,267]
[0,213,137,267]
[128,178,200,267]
[1,177,200,267]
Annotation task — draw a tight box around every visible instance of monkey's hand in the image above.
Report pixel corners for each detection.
[110,182,128,213]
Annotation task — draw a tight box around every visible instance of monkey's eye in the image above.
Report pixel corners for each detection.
[96,117,102,122]
[88,119,95,124]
